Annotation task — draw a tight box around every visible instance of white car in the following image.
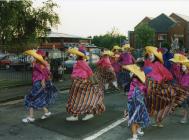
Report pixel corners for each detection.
[64,54,100,70]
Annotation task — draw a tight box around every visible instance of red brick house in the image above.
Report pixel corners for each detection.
[129,13,189,51]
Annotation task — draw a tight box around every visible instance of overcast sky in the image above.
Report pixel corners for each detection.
[33,0,189,37]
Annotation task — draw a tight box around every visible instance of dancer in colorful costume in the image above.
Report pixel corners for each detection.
[144,46,189,127]
[95,50,119,90]
[111,46,122,87]
[170,53,189,124]
[66,48,105,121]
[122,64,150,140]
[119,44,136,92]
[22,50,57,123]
[36,50,58,118]
[144,46,174,127]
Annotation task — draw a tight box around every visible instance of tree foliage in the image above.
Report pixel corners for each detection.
[92,28,127,50]
[135,23,155,48]
[0,0,59,52]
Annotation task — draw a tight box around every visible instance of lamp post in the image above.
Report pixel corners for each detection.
[60,41,65,80]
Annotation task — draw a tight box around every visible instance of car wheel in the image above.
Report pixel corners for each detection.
[5,64,10,69]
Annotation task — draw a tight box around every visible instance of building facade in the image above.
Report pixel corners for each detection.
[40,31,92,50]
[129,13,189,51]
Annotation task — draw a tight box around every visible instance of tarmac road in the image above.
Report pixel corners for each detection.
[0,88,189,140]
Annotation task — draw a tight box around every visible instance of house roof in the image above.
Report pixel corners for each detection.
[147,17,153,20]
[149,13,177,32]
[135,16,153,29]
[43,31,91,40]
[172,13,189,22]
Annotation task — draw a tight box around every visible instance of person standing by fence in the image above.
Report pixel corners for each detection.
[58,64,64,82]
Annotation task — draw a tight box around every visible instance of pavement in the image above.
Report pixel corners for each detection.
[0,76,72,103]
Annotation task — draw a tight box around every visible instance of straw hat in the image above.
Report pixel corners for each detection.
[112,45,121,51]
[183,62,189,68]
[169,53,189,63]
[145,46,163,63]
[102,50,114,56]
[68,48,88,59]
[24,50,47,65]
[122,44,133,51]
[122,64,145,83]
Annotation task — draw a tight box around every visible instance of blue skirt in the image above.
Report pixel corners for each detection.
[24,80,57,109]
[45,80,58,105]
[127,87,150,128]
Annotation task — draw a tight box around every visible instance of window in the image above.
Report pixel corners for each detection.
[158,34,167,41]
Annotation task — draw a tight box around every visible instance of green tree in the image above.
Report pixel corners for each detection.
[135,23,155,48]
[92,28,127,50]
[0,0,59,53]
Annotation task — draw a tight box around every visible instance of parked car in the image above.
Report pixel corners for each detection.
[0,54,17,69]
[0,52,7,60]
[90,48,101,56]
[0,54,33,71]
[64,54,100,73]
[10,55,33,71]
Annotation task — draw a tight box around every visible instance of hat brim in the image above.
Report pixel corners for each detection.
[169,53,189,64]
[122,47,134,51]
[183,62,189,68]
[169,59,189,63]
[112,46,121,50]
[145,46,163,63]
[68,48,88,59]
[122,64,145,83]
[102,51,114,56]
[24,50,47,65]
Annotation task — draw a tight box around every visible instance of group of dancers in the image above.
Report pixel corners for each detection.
[21,44,189,140]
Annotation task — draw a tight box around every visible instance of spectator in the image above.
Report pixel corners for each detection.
[58,64,64,82]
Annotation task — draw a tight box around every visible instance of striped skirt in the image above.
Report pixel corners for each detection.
[66,79,105,116]
[145,78,189,121]
[94,66,117,84]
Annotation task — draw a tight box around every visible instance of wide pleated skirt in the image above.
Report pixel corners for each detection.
[45,80,58,105]
[24,80,57,109]
[145,78,189,121]
[128,87,150,128]
[94,66,117,84]
[66,79,105,116]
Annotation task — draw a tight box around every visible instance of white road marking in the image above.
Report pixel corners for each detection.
[59,89,69,94]
[83,117,128,140]
[0,99,23,106]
